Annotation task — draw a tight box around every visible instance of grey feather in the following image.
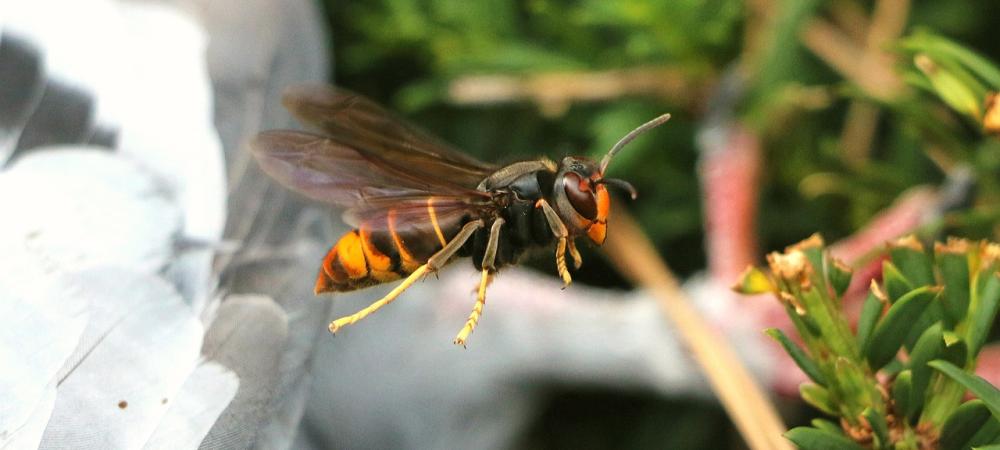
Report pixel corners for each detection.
[199,295,289,450]
[0,32,46,164]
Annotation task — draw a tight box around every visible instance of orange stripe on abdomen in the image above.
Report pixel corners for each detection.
[427,197,448,247]
[360,226,401,283]
[315,229,378,294]
[337,230,368,278]
[387,210,425,273]
[314,211,467,294]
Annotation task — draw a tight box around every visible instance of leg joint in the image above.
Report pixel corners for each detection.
[427,219,483,270]
[480,218,505,272]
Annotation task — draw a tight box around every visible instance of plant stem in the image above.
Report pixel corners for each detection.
[920,373,967,431]
[604,208,792,450]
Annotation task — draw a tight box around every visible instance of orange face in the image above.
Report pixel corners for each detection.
[556,154,637,246]
[586,183,610,245]
[561,167,610,245]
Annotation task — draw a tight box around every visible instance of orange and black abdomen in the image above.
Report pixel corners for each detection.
[314,209,464,294]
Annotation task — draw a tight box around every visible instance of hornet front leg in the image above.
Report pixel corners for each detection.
[535,198,576,288]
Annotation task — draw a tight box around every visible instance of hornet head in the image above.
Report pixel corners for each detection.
[551,113,671,245]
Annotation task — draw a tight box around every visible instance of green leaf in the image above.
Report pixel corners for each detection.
[893,370,914,420]
[916,53,984,118]
[889,239,936,288]
[883,261,914,303]
[973,445,1000,450]
[936,37,1000,89]
[783,301,823,343]
[944,330,962,346]
[939,250,972,326]
[941,400,993,450]
[832,356,881,417]
[784,426,865,450]
[969,274,1000,357]
[929,360,1000,419]
[828,259,853,298]
[766,328,825,384]
[902,31,1000,90]
[810,418,842,435]
[857,291,884,353]
[948,42,1000,89]
[866,287,940,370]
[908,323,944,418]
[800,244,827,291]
[905,301,945,352]
[798,287,856,358]
[863,408,889,449]
[944,337,969,368]
[968,417,1000,449]
[801,383,837,416]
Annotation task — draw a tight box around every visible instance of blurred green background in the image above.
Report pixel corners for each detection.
[318,0,1000,448]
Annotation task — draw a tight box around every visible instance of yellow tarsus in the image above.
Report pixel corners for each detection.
[556,237,572,288]
[328,264,430,334]
[568,239,582,270]
[453,268,492,347]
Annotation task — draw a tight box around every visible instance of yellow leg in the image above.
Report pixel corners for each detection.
[556,238,572,288]
[328,264,430,334]
[453,268,493,347]
[568,239,582,270]
[535,198,573,288]
[328,220,485,335]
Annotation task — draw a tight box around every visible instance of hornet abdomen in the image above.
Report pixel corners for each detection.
[314,203,466,294]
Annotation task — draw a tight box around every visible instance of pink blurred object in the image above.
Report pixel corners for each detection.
[701,124,761,284]
[975,344,1000,388]
[829,187,939,262]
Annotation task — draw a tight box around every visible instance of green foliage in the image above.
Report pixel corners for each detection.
[939,400,994,450]
[738,235,1000,448]
[900,31,1000,120]
[931,361,1000,420]
[866,286,938,370]
[767,328,825,384]
[784,426,865,450]
[332,0,741,76]
[856,291,883,352]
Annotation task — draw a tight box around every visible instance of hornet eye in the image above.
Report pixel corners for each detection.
[563,172,597,220]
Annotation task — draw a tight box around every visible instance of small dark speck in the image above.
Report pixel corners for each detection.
[161,398,168,405]
[118,400,128,409]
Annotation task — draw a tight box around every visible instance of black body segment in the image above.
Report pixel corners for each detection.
[465,170,557,271]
